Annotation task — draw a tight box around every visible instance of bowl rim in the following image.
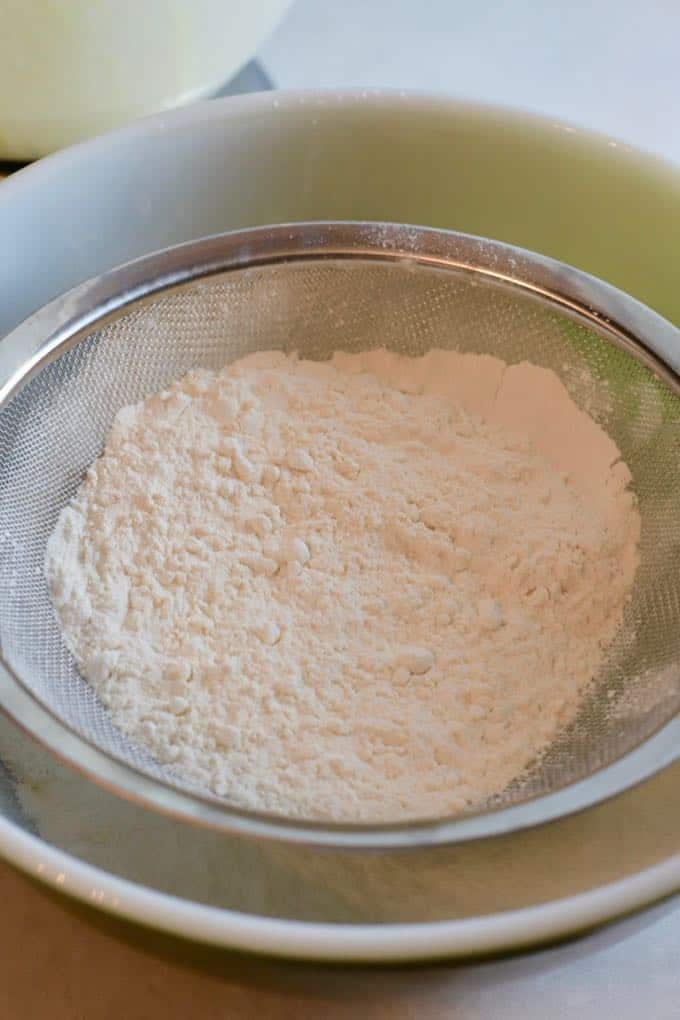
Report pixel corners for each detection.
[2,87,679,208]
[0,807,677,961]
[1,219,679,849]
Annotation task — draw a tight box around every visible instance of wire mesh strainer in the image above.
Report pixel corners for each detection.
[0,222,678,848]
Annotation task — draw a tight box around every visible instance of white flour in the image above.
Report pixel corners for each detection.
[45,348,640,822]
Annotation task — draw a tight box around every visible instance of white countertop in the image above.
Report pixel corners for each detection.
[1,2,678,1015]
[260,0,680,165]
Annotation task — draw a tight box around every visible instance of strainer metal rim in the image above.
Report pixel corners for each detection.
[1,221,679,849]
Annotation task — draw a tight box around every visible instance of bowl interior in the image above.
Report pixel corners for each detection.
[1,93,680,339]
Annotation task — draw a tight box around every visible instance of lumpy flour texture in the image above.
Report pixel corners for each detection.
[45,349,640,822]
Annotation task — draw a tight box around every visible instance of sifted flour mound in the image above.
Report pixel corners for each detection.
[45,348,640,822]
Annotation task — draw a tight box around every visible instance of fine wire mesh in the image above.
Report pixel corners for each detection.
[0,258,679,816]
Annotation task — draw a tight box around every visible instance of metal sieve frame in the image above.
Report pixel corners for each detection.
[0,221,678,849]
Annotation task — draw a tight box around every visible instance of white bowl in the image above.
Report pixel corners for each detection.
[0,90,678,960]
